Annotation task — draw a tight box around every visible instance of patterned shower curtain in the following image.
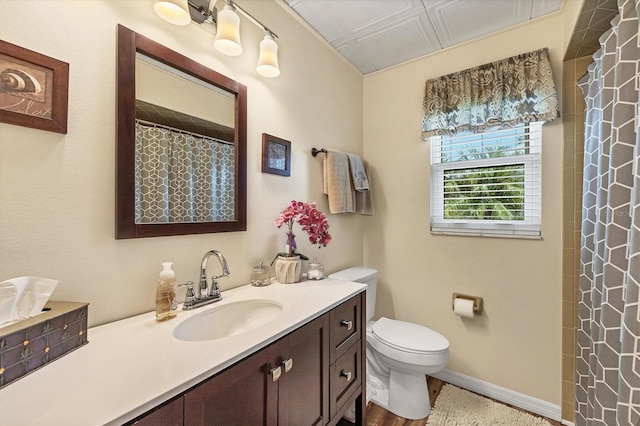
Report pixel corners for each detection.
[134,121,236,224]
[576,1,639,425]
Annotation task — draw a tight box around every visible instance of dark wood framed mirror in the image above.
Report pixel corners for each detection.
[116,25,246,239]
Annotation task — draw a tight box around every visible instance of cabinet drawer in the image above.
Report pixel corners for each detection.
[330,294,361,363]
[330,341,361,419]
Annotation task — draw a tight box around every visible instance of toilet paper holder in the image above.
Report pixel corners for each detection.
[452,293,483,315]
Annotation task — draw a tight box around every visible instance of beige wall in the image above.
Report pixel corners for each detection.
[0,0,363,327]
[0,0,586,413]
[362,8,580,406]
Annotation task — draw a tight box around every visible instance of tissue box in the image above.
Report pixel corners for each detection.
[0,301,88,388]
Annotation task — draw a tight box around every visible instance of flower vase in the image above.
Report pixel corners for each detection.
[274,255,302,284]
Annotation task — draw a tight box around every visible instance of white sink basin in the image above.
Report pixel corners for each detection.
[173,299,283,342]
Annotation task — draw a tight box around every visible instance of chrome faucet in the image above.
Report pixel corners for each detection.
[199,250,230,299]
[182,250,230,310]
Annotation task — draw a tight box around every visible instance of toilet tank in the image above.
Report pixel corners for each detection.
[328,267,377,322]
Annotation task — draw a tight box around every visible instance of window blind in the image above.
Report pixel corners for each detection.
[430,123,542,238]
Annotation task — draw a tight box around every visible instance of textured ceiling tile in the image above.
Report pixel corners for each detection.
[350,14,442,71]
[531,0,562,18]
[285,0,419,43]
[285,0,576,73]
[423,0,533,47]
[336,44,378,74]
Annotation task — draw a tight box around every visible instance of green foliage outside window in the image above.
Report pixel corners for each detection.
[442,133,527,221]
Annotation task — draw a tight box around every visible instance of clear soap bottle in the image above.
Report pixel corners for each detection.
[155,262,178,321]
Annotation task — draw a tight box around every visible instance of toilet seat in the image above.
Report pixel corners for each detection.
[369,317,450,366]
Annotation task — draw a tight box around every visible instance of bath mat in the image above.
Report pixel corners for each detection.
[426,384,553,426]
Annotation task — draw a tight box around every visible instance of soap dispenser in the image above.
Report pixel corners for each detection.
[155,262,178,321]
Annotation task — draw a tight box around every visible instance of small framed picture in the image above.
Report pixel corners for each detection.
[0,40,69,134]
[262,133,291,177]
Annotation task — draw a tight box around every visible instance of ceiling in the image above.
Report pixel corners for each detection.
[283,0,563,74]
[564,0,617,59]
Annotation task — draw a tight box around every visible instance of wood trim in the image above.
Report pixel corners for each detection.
[0,40,69,134]
[115,25,247,239]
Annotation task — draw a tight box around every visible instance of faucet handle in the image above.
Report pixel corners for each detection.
[179,281,197,309]
[208,278,222,299]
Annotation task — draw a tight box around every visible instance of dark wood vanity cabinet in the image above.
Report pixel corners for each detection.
[185,314,329,426]
[329,295,363,421]
[276,314,330,425]
[128,292,364,426]
[131,396,184,426]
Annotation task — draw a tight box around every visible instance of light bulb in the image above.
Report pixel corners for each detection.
[214,4,242,56]
[153,0,191,26]
[256,34,280,78]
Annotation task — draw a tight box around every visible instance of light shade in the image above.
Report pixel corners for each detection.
[214,4,242,56]
[153,0,191,26]
[256,34,280,78]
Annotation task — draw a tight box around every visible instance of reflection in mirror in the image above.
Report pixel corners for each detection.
[135,55,235,224]
[116,25,247,238]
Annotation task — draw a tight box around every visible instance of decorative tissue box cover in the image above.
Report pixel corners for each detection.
[0,301,88,388]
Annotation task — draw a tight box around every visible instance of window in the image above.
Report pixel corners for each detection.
[430,123,542,238]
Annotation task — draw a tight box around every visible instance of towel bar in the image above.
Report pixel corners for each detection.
[311,147,327,157]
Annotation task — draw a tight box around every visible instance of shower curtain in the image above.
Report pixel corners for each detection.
[134,121,236,224]
[576,1,639,425]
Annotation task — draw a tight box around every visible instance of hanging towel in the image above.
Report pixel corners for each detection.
[355,161,374,215]
[323,150,355,214]
[347,153,369,191]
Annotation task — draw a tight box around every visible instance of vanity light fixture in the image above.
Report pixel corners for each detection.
[153,0,192,26]
[257,32,280,78]
[153,0,281,78]
[214,3,242,56]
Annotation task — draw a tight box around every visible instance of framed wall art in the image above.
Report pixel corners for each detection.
[0,40,69,134]
[262,133,291,177]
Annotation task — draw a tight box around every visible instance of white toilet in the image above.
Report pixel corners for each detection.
[329,267,450,420]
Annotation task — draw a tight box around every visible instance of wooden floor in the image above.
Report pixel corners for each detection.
[341,377,563,426]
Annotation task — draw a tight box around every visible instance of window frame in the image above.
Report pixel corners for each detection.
[429,122,543,239]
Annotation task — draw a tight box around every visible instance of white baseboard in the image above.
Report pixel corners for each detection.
[432,369,562,421]
[561,421,575,426]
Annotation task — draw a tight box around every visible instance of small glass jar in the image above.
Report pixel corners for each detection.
[307,259,324,280]
[251,262,271,286]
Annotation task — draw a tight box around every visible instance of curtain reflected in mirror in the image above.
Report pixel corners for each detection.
[135,119,235,223]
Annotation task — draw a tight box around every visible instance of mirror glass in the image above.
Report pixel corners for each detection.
[116,25,247,238]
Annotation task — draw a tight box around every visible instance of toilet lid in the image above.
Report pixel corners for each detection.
[372,317,449,354]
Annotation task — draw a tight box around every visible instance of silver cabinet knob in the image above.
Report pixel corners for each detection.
[340,320,353,330]
[282,358,293,373]
[270,366,282,382]
[340,370,352,381]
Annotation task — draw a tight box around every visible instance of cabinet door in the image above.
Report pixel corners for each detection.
[130,396,183,426]
[277,314,330,426]
[184,344,279,426]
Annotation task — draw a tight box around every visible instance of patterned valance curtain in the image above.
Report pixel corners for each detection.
[135,121,236,224]
[422,48,559,139]
[576,1,640,425]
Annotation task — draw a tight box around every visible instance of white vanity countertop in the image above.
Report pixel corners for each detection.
[0,279,365,425]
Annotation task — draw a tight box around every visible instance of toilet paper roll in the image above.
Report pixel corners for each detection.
[454,297,475,319]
